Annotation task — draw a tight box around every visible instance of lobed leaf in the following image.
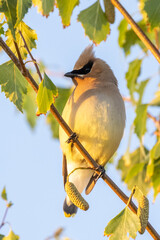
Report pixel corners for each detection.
[3,230,19,240]
[104,207,140,240]
[36,73,58,115]
[16,0,32,26]
[1,186,7,201]
[6,21,37,60]
[78,1,110,44]
[0,0,17,38]
[0,61,28,112]
[134,104,148,139]
[126,59,142,101]
[33,0,55,17]
[57,0,79,27]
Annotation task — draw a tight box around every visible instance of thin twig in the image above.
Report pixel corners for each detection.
[0,37,159,240]
[111,0,160,63]
[19,30,43,81]
[0,207,9,230]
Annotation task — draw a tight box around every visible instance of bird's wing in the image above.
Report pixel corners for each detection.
[85,173,98,195]
[62,154,68,188]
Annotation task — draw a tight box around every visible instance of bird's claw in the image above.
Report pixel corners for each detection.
[66,132,78,143]
[95,165,105,180]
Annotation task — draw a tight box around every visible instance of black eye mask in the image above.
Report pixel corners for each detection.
[72,61,94,75]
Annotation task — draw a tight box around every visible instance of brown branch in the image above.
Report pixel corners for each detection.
[111,0,160,64]
[19,30,43,82]
[0,37,160,240]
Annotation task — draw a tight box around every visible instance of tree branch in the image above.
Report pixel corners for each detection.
[0,36,159,240]
[111,0,160,64]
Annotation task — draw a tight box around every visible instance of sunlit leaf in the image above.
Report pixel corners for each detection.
[16,0,32,25]
[1,186,7,201]
[36,73,58,115]
[142,0,160,29]
[126,59,142,101]
[57,0,79,27]
[117,148,150,195]
[0,0,17,38]
[6,21,37,60]
[46,87,72,138]
[3,230,19,240]
[23,85,37,128]
[118,19,128,47]
[0,61,28,112]
[78,1,110,44]
[33,0,55,17]
[104,207,140,240]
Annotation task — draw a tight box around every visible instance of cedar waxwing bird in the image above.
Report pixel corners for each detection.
[59,45,126,217]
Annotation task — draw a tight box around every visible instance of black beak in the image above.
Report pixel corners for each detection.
[64,70,78,78]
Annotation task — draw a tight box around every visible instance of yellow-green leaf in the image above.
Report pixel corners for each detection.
[3,230,19,240]
[16,0,32,25]
[78,1,110,44]
[104,207,140,240]
[6,21,37,60]
[0,235,4,240]
[0,61,28,112]
[1,186,7,201]
[126,59,142,101]
[57,0,79,27]
[33,0,55,17]
[36,73,58,115]
[134,104,148,139]
[46,87,72,138]
[0,0,17,38]
[150,87,160,106]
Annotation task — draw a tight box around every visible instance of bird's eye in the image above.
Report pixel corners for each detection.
[82,61,93,74]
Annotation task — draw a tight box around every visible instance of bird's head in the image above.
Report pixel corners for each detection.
[64,45,117,86]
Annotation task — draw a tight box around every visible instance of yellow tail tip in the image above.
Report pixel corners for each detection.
[64,212,76,218]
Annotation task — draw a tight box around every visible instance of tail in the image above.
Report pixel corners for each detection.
[63,197,78,217]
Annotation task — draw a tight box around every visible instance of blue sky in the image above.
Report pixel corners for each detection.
[0,1,160,240]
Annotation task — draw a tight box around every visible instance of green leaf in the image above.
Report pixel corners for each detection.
[6,21,37,60]
[36,73,58,115]
[136,79,149,105]
[16,0,32,25]
[0,0,17,38]
[23,85,37,128]
[7,201,13,208]
[126,59,142,101]
[104,207,140,240]
[57,0,79,27]
[0,235,4,240]
[46,87,72,138]
[117,148,150,195]
[78,1,110,44]
[0,61,28,112]
[0,22,4,35]
[1,186,7,201]
[33,0,55,17]
[143,0,160,29]
[150,87,160,106]
[151,157,160,199]
[103,0,115,24]
[134,104,148,139]
[3,230,19,240]
[118,19,128,47]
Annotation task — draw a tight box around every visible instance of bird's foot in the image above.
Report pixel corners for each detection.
[66,132,78,143]
[95,165,105,180]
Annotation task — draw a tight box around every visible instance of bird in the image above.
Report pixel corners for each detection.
[59,45,126,217]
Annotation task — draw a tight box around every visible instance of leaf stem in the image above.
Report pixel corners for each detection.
[0,36,159,240]
[111,0,160,63]
[0,206,9,230]
[19,31,43,82]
